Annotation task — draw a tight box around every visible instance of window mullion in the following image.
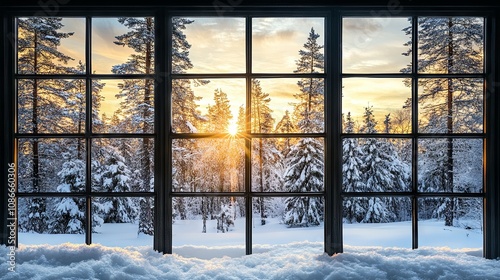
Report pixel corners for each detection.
[85,16,93,246]
[411,15,419,251]
[325,10,343,256]
[245,15,253,256]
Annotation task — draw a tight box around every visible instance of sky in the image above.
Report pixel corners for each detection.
[54,16,412,131]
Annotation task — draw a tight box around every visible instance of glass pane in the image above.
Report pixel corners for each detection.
[18,138,86,193]
[418,198,482,249]
[418,139,483,193]
[253,18,324,73]
[92,138,154,192]
[93,197,154,246]
[287,138,323,192]
[342,138,411,192]
[417,17,484,74]
[343,197,412,247]
[93,79,154,133]
[418,78,483,133]
[172,79,245,134]
[172,139,244,192]
[251,138,324,192]
[342,78,411,134]
[173,197,245,258]
[18,197,86,244]
[17,79,86,134]
[172,17,245,74]
[252,197,324,248]
[92,17,154,74]
[253,78,324,133]
[17,17,85,74]
[343,17,411,73]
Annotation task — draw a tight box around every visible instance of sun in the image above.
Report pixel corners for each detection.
[227,122,238,136]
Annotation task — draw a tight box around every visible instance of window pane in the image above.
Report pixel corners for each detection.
[93,79,154,133]
[172,139,244,192]
[252,197,324,248]
[252,18,324,73]
[17,17,85,74]
[342,138,411,192]
[18,138,86,193]
[418,139,483,193]
[173,17,245,74]
[173,197,245,258]
[17,79,86,134]
[252,138,324,192]
[92,17,154,74]
[343,17,411,73]
[171,79,245,134]
[343,197,412,247]
[18,197,86,243]
[92,138,154,192]
[253,78,324,134]
[342,78,411,134]
[417,17,484,74]
[93,197,154,246]
[418,78,483,134]
[418,198,483,249]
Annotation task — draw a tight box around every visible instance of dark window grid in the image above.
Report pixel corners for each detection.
[16,192,155,197]
[171,192,324,197]
[341,134,485,138]
[15,134,155,138]
[342,193,484,198]
[13,16,158,246]
[4,10,496,260]
[167,15,328,255]
[340,15,487,253]
[171,133,325,139]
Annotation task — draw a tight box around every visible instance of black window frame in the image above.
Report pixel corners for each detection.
[0,4,499,259]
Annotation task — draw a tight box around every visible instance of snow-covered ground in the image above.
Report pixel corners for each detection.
[2,219,496,279]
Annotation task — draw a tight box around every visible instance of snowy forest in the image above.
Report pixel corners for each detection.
[16,16,483,238]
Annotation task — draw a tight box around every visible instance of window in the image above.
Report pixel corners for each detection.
[1,5,499,260]
[170,16,326,256]
[342,16,485,249]
[15,16,155,246]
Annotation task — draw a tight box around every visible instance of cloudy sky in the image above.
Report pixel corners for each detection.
[55,16,412,132]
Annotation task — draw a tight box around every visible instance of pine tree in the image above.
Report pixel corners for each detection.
[274,110,297,158]
[251,79,279,225]
[17,17,76,233]
[97,147,136,223]
[112,17,154,234]
[65,61,105,157]
[52,153,97,234]
[283,27,325,227]
[359,107,411,222]
[402,17,484,226]
[197,89,236,231]
[293,28,324,133]
[342,112,366,223]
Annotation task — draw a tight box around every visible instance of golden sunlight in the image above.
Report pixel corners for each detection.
[228,121,238,136]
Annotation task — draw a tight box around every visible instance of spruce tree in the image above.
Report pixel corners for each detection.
[197,89,236,230]
[98,147,136,223]
[251,79,279,225]
[17,17,76,233]
[359,107,411,222]
[342,112,366,223]
[113,17,154,234]
[402,17,484,226]
[283,28,325,227]
[275,111,297,163]
[52,153,96,234]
